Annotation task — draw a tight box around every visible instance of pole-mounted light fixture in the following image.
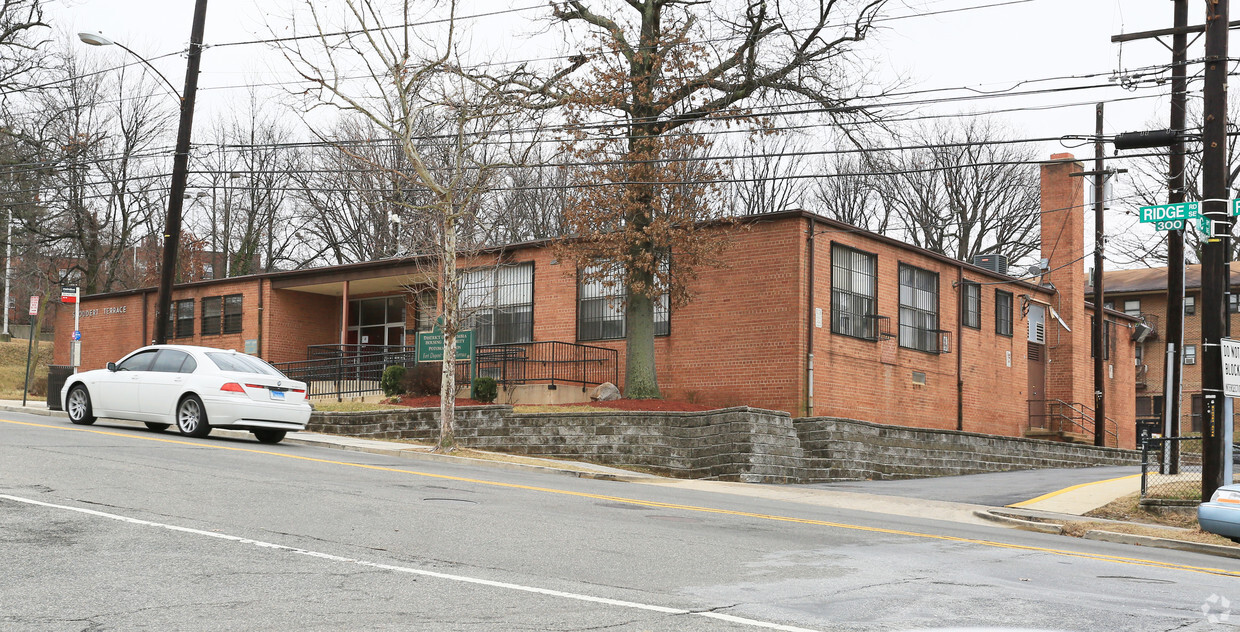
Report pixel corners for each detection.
[76,32,184,101]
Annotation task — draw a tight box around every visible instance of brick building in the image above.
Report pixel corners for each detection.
[1089,261,1240,434]
[53,154,1139,448]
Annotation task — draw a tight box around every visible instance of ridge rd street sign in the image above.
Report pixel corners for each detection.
[1139,200,1240,233]
[1138,201,1199,231]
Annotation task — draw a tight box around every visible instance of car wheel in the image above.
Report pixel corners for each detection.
[175,395,211,438]
[145,423,169,433]
[66,385,96,425]
[252,429,286,444]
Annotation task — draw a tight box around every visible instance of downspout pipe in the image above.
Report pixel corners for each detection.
[256,278,264,357]
[957,264,964,431]
[806,217,815,418]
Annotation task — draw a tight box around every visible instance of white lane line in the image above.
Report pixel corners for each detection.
[1,493,820,632]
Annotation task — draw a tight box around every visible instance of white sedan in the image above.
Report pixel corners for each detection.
[61,344,312,444]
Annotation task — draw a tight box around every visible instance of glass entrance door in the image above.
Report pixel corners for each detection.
[348,296,407,347]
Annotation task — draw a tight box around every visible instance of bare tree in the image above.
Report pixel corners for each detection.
[725,133,812,215]
[16,43,172,294]
[0,0,47,100]
[294,118,422,264]
[871,119,1041,264]
[278,0,534,451]
[483,0,891,398]
[813,152,889,232]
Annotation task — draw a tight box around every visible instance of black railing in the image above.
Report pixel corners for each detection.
[476,341,618,387]
[1026,399,1119,447]
[271,340,617,400]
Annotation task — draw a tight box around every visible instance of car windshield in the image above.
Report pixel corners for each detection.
[205,352,286,378]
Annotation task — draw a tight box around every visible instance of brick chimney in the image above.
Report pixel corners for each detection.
[1040,153,1091,408]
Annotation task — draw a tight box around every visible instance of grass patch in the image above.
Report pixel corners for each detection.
[1085,492,1198,529]
[1059,520,1237,548]
[1074,491,1238,548]
[0,339,52,400]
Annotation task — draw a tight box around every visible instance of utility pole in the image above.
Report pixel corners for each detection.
[1071,104,1124,446]
[1199,0,1230,501]
[1165,0,1188,473]
[152,0,208,345]
[1092,102,1107,446]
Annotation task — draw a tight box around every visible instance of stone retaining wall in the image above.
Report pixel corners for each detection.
[308,407,1139,483]
[794,417,1139,482]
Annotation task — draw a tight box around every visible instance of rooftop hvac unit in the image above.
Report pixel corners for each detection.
[972,254,1009,276]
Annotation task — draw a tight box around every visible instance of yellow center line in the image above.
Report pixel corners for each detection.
[1008,473,1142,508]
[6,417,1238,578]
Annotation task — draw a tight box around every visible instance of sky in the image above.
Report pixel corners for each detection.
[44,0,1196,265]
[47,0,1177,144]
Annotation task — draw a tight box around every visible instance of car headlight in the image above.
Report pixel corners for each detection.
[1210,489,1240,504]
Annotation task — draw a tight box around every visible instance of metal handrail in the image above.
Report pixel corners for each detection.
[1027,398,1120,447]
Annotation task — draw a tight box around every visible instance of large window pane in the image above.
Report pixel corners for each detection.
[995,290,1013,336]
[201,297,222,335]
[463,263,534,345]
[831,244,877,340]
[577,260,671,341]
[962,281,981,329]
[223,295,243,334]
[898,263,938,352]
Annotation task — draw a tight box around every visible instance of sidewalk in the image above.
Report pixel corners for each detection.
[3,399,1236,559]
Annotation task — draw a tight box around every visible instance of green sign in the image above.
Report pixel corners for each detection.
[416,330,474,362]
[1139,201,1199,231]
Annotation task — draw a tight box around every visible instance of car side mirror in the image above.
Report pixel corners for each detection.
[106,362,117,372]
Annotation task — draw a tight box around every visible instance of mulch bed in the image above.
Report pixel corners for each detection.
[550,399,717,412]
[386,395,716,412]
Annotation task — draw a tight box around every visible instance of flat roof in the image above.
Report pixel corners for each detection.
[77,209,1053,301]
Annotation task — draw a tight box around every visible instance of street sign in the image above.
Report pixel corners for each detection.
[27,296,38,316]
[60,285,78,304]
[416,330,474,362]
[1222,338,1240,397]
[1138,201,1199,231]
[1233,199,1240,217]
[72,330,81,341]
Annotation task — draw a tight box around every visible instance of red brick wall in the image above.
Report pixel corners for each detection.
[262,285,342,363]
[52,292,151,369]
[520,220,808,413]
[1041,154,1094,410]
[810,222,1038,437]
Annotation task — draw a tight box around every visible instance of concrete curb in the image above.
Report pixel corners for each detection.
[973,509,1063,534]
[977,508,1240,559]
[0,404,62,418]
[1082,529,1240,560]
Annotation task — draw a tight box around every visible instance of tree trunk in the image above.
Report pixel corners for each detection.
[437,213,458,451]
[623,270,660,399]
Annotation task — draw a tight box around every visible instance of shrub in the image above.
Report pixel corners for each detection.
[401,363,442,397]
[380,365,407,397]
[473,376,498,403]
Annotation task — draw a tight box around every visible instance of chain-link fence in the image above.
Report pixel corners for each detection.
[1140,436,1203,500]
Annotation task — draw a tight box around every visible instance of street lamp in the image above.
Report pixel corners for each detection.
[77,0,209,345]
[76,32,183,101]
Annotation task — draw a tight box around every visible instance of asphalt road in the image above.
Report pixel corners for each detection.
[2,411,1237,631]
[806,466,1142,506]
